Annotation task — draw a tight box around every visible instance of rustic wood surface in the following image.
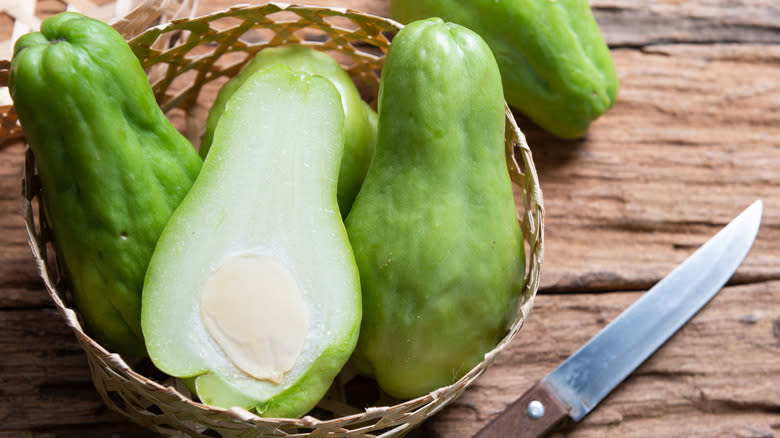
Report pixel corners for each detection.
[1,0,778,437]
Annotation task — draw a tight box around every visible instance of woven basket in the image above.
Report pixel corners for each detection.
[4,3,544,437]
[0,0,197,118]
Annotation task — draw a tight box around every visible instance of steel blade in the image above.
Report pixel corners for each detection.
[543,200,762,421]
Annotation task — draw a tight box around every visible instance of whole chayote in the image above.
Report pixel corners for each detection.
[9,12,202,356]
[345,18,526,399]
[391,0,619,139]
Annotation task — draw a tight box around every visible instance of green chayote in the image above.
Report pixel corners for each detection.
[143,65,360,418]
[345,18,526,399]
[9,12,202,356]
[391,0,619,139]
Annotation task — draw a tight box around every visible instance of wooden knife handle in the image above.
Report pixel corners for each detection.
[472,381,570,438]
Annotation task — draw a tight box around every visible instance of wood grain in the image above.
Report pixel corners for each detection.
[527,42,780,293]
[1,0,778,437]
[591,0,780,46]
[419,282,780,438]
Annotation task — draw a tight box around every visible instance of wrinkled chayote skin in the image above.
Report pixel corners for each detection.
[390,0,619,139]
[200,46,377,216]
[9,12,202,357]
[345,18,526,399]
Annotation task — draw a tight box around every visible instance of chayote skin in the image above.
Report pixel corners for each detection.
[390,0,619,139]
[9,12,202,357]
[199,46,377,216]
[345,18,526,399]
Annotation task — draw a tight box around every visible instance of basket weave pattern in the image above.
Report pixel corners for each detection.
[4,3,544,437]
[0,0,196,137]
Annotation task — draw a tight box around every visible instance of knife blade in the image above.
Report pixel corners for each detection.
[473,200,763,438]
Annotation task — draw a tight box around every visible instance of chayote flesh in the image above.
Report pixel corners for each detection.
[9,12,202,357]
[345,18,526,399]
[199,46,377,216]
[142,65,361,418]
[390,0,619,139]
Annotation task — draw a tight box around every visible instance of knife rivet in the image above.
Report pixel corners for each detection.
[527,400,545,419]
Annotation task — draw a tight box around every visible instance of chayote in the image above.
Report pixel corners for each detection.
[142,65,361,418]
[9,12,202,357]
[199,46,377,216]
[390,0,619,139]
[345,18,526,399]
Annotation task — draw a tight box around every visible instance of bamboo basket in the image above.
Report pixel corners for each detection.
[2,3,545,437]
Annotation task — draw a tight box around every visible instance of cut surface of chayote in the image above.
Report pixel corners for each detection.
[345,18,526,399]
[9,12,202,357]
[200,46,376,217]
[142,65,361,418]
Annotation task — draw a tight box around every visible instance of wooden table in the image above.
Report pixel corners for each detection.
[1,1,778,436]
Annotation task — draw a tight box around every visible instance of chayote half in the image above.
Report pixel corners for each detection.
[199,46,377,217]
[142,65,361,418]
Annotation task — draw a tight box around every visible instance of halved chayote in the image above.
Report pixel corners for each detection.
[142,65,361,418]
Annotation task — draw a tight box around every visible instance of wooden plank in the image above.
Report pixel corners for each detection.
[0,282,775,435]
[525,42,780,292]
[420,281,780,438]
[0,423,151,438]
[591,0,780,46]
[0,143,50,309]
[0,308,118,429]
[0,1,777,436]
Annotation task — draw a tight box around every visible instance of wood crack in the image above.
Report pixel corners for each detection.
[609,38,780,51]
[592,6,780,46]
[688,390,780,416]
[541,275,780,295]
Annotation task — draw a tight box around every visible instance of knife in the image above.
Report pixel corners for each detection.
[473,200,763,438]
